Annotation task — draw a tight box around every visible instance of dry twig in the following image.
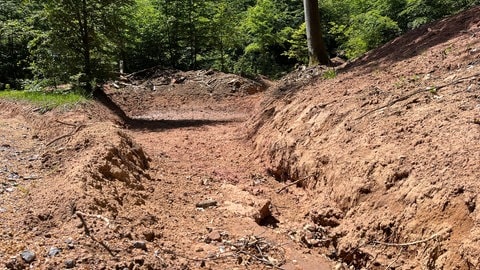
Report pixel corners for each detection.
[385,247,404,270]
[153,235,285,269]
[277,175,312,193]
[225,235,286,269]
[75,211,116,257]
[372,232,441,247]
[46,123,85,146]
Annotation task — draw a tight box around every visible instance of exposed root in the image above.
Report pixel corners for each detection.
[276,175,314,194]
[75,211,112,228]
[371,229,449,247]
[47,122,86,146]
[75,211,116,258]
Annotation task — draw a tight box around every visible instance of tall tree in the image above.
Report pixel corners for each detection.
[35,0,133,91]
[0,0,35,88]
[303,0,330,66]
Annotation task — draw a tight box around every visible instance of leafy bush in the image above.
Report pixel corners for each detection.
[330,10,401,59]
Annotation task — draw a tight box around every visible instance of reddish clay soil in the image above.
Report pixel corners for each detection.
[1,6,480,270]
[250,6,480,270]
[0,70,331,270]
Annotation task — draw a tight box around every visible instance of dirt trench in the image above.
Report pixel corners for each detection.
[0,85,334,269]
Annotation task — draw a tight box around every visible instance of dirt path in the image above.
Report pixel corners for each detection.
[0,95,333,269]
[126,96,332,269]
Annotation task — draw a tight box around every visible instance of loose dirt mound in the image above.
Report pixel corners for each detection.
[105,68,267,118]
[0,102,172,269]
[249,6,480,269]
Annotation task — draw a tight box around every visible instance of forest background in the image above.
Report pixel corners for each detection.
[1,0,479,91]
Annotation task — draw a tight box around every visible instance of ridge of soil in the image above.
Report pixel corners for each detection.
[249,6,480,269]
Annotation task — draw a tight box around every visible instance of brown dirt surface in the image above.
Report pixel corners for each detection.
[1,6,480,270]
[249,6,480,270]
[0,70,330,269]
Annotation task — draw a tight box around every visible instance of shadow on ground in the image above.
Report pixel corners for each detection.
[93,88,238,131]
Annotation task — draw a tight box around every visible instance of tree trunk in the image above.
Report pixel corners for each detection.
[303,0,330,66]
[81,0,92,91]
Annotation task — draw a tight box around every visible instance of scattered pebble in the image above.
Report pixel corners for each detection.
[47,246,61,257]
[20,250,36,263]
[205,230,222,243]
[65,238,75,249]
[133,241,147,251]
[196,200,218,209]
[65,259,76,268]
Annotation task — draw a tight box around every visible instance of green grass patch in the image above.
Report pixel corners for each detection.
[322,69,337,80]
[0,90,88,111]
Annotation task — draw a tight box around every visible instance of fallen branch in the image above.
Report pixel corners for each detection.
[125,65,164,79]
[372,232,441,247]
[55,119,78,127]
[155,235,286,269]
[355,73,480,120]
[46,123,85,146]
[277,175,312,194]
[75,211,116,258]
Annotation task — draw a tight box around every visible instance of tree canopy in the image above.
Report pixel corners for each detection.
[1,0,479,90]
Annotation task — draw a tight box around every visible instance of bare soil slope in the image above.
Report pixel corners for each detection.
[249,6,480,269]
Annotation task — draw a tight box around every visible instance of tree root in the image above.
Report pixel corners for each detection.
[46,122,85,146]
[75,211,116,258]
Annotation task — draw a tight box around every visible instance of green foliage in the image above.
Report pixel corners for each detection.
[322,69,337,79]
[1,0,479,83]
[29,0,134,91]
[330,10,401,58]
[235,0,299,76]
[0,0,36,88]
[283,23,308,64]
[399,0,480,29]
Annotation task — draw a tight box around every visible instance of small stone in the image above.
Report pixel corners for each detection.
[133,241,147,251]
[65,259,76,268]
[65,238,75,249]
[20,250,36,263]
[206,231,222,243]
[252,200,272,224]
[47,246,61,257]
[196,200,218,209]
